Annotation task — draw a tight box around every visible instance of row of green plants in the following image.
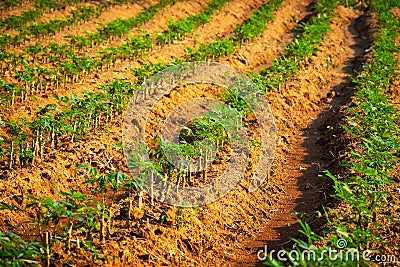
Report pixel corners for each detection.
[185,0,285,60]
[0,4,106,48]
[0,0,117,31]
[0,79,137,168]
[0,8,41,30]
[156,0,233,44]
[66,0,179,49]
[0,0,24,9]
[0,0,102,30]
[265,0,400,266]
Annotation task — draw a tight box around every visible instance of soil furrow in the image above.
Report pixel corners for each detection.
[136,0,265,63]
[232,5,369,266]
[82,0,209,57]
[217,0,311,73]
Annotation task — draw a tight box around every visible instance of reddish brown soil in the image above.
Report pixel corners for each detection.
[1,1,397,267]
[391,6,400,19]
[388,37,400,105]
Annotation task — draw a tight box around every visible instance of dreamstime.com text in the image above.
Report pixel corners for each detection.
[257,239,397,263]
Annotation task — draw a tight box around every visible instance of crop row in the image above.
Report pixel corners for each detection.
[0,1,128,49]
[156,0,233,44]
[0,0,103,29]
[67,0,180,49]
[0,79,135,168]
[0,8,42,29]
[265,0,400,266]
[1,0,100,11]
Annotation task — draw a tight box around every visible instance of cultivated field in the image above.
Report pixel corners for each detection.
[0,0,399,266]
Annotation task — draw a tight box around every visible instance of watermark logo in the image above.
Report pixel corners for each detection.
[257,239,397,263]
[122,62,276,206]
[336,238,347,249]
